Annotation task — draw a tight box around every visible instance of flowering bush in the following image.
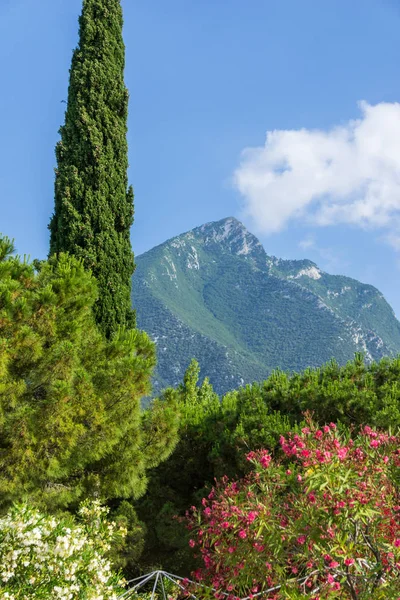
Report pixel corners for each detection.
[187,420,400,599]
[0,501,126,599]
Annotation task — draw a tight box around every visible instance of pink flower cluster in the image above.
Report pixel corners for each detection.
[246,449,271,469]
[185,420,400,599]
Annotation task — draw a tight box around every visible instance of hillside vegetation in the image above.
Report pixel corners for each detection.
[133,217,400,395]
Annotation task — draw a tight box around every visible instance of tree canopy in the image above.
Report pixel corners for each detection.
[49,0,136,337]
[0,237,179,509]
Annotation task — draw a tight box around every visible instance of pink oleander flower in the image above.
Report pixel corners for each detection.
[186,419,400,599]
[329,560,339,568]
[247,511,257,523]
[297,535,306,545]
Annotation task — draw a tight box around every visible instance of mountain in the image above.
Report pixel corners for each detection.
[132,217,400,395]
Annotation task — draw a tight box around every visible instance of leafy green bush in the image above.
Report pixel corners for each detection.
[135,360,291,574]
[245,352,400,428]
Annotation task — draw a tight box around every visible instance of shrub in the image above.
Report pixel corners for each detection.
[135,360,290,574]
[187,419,400,599]
[0,501,125,599]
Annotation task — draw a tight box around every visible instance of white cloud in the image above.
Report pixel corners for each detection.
[234,102,400,243]
[298,236,349,272]
[385,231,400,252]
[298,236,315,251]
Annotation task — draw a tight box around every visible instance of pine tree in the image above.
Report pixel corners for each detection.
[49,0,135,337]
[0,237,179,510]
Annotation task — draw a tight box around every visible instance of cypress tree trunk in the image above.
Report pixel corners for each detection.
[49,0,135,337]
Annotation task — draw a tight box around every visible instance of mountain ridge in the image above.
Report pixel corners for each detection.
[132,217,400,395]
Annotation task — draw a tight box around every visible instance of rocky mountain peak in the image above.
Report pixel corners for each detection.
[193,217,265,258]
[134,217,400,396]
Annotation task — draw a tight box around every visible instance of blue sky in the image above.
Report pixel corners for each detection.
[1,0,400,314]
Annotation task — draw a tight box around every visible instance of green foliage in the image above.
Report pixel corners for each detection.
[132,217,400,395]
[135,354,400,576]
[108,500,147,573]
[247,352,400,429]
[49,0,135,338]
[0,237,179,509]
[134,359,291,575]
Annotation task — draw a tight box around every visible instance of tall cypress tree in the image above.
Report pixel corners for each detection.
[49,0,135,337]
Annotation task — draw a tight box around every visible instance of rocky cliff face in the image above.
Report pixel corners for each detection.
[132,217,400,395]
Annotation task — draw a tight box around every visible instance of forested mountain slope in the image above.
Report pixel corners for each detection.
[132,217,400,395]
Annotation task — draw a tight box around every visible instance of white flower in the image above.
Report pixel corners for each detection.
[0,502,123,599]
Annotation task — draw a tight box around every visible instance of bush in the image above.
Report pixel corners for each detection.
[135,360,291,574]
[187,419,400,599]
[0,501,125,599]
